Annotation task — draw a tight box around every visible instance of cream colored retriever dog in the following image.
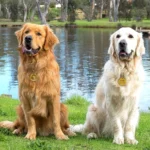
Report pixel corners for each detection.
[71,27,145,145]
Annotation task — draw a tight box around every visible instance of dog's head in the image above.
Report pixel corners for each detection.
[15,23,59,56]
[108,27,145,61]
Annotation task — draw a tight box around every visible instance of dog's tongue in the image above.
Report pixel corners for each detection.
[120,52,126,55]
[120,50,127,57]
[22,47,40,56]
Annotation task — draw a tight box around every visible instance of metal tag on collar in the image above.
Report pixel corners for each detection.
[118,74,127,86]
[30,73,37,81]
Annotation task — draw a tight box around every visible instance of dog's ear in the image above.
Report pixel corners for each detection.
[44,25,59,51]
[15,23,28,47]
[135,33,145,57]
[108,33,115,55]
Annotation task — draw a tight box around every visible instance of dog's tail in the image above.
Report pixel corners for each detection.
[69,124,84,133]
[0,105,25,131]
[0,121,15,130]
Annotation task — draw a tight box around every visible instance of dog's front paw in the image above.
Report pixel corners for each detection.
[25,133,36,140]
[87,133,98,139]
[125,138,138,145]
[113,137,124,145]
[56,133,69,140]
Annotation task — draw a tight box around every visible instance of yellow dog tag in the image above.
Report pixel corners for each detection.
[118,77,126,86]
[30,73,37,81]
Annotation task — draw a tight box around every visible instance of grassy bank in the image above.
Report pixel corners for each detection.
[0,95,150,150]
[50,19,150,29]
[1,18,150,29]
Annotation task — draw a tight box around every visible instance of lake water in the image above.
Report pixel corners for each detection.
[0,27,150,111]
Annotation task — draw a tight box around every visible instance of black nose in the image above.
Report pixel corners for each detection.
[119,40,127,48]
[25,36,32,43]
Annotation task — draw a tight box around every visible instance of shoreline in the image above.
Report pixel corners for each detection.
[1,21,150,30]
[1,24,150,30]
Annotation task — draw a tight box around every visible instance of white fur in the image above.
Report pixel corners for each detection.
[71,28,145,145]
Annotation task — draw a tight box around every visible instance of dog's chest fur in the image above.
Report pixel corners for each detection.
[101,60,144,114]
[18,53,60,105]
[104,60,144,97]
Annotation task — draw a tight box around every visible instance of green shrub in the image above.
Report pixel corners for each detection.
[132,8,147,21]
[47,8,60,21]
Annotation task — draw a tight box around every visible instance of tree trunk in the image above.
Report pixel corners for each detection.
[112,0,120,22]
[36,0,51,24]
[5,4,11,19]
[99,0,103,19]
[0,4,2,17]
[109,0,113,22]
[22,0,27,22]
[60,0,68,22]
[30,6,36,21]
[89,0,95,21]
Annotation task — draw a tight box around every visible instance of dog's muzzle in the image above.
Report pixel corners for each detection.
[119,40,134,61]
[23,36,40,56]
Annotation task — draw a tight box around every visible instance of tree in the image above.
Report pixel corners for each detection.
[22,0,27,22]
[89,0,95,21]
[145,0,150,19]
[0,3,2,17]
[109,0,120,22]
[109,0,113,21]
[133,0,146,9]
[78,0,93,21]
[68,0,77,23]
[5,4,10,18]
[132,0,147,21]
[0,0,11,19]
[9,0,19,21]
[119,0,132,21]
[60,0,68,22]
[95,0,109,19]
[36,0,51,24]
[99,0,104,19]
[113,0,120,22]
[29,6,37,21]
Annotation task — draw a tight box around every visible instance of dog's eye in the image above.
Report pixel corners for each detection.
[25,30,29,34]
[128,34,133,38]
[36,32,41,36]
[116,34,121,38]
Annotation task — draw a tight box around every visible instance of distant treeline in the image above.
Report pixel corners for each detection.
[0,0,150,24]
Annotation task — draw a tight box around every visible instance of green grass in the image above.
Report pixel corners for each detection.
[50,18,150,29]
[1,18,150,29]
[0,95,150,150]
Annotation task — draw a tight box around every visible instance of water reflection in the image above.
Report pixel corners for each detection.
[0,27,150,111]
[54,28,112,100]
[0,28,19,98]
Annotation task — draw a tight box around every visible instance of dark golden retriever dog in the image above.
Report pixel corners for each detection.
[0,23,75,140]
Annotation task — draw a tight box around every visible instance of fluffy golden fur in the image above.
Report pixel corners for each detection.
[70,27,145,145]
[0,23,75,140]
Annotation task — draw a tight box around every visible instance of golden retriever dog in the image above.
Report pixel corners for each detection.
[70,27,145,144]
[0,23,75,140]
